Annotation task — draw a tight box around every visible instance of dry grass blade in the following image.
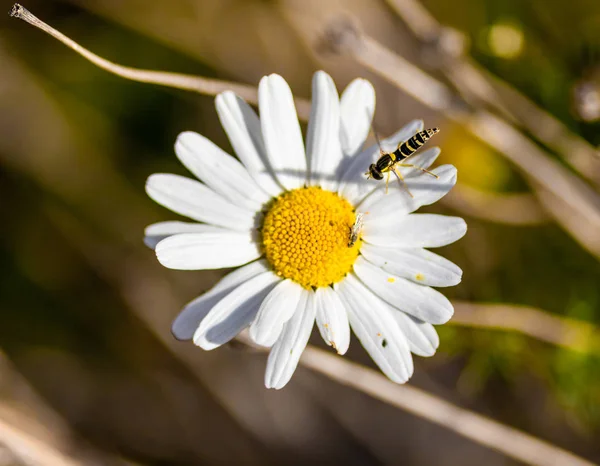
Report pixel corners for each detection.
[442,185,549,225]
[297,345,595,466]
[0,410,82,466]
[0,352,135,465]
[384,0,600,184]
[452,301,600,354]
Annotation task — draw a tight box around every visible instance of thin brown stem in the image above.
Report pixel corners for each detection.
[452,301,600,354]
[442,185,550,226]
[384,0,600,185]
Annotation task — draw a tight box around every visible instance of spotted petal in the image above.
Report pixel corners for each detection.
[360,243,463,287]
[336,274,413,383]
[353,256,454,324]
[391,311,439,357]
[314,287,350,355]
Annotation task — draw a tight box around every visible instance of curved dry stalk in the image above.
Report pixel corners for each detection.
[442,185,549,225]
[452,301,600,354]
[384,0,600,185]
[7,4,312,119]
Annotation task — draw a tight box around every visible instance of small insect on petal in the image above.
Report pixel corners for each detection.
[348,212,365,247]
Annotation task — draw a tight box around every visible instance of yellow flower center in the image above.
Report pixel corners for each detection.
[261,186,361,289]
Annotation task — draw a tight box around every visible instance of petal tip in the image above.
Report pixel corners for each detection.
[434,307,454,325]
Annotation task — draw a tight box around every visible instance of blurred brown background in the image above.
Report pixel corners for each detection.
[1,0,600,464]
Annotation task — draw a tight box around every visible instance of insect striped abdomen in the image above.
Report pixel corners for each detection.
[395,128,439,159]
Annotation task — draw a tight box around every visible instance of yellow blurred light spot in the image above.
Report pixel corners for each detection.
[387,277,395,283]
[488,23,524,59]
[439,126,513,191]
[415,273,425,281]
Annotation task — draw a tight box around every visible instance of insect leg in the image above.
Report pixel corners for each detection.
[398,163,440,179]
[392,166,414,198]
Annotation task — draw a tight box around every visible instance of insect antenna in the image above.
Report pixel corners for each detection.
[369,119,385,155]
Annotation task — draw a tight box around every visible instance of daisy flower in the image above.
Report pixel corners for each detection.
[145,71,466,389]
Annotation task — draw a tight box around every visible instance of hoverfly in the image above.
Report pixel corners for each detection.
[365,128,440,197]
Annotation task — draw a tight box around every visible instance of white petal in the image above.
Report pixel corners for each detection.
[392,311,439,357]
[361,243,463,287]
[358,164,457,217]
[339,78,375,157]
[265,289,315,389]
[215,91,283,197]
[338,120,424,205]
[144,221,221,249]
[314,287,350,355]
[175,131,270,210]
[336,274,413,383]
[259,74,307,190]
[172,260,269,340]
[353,256,454,324]
[400,147,441,178]
[306,71,343,191]
[250,279,303,347]
[364,213,467,249]
[155,231,260,270]
[146,174,258,231]
[193,271,280,350]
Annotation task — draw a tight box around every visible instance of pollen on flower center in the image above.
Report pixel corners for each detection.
[261,186,361,289]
